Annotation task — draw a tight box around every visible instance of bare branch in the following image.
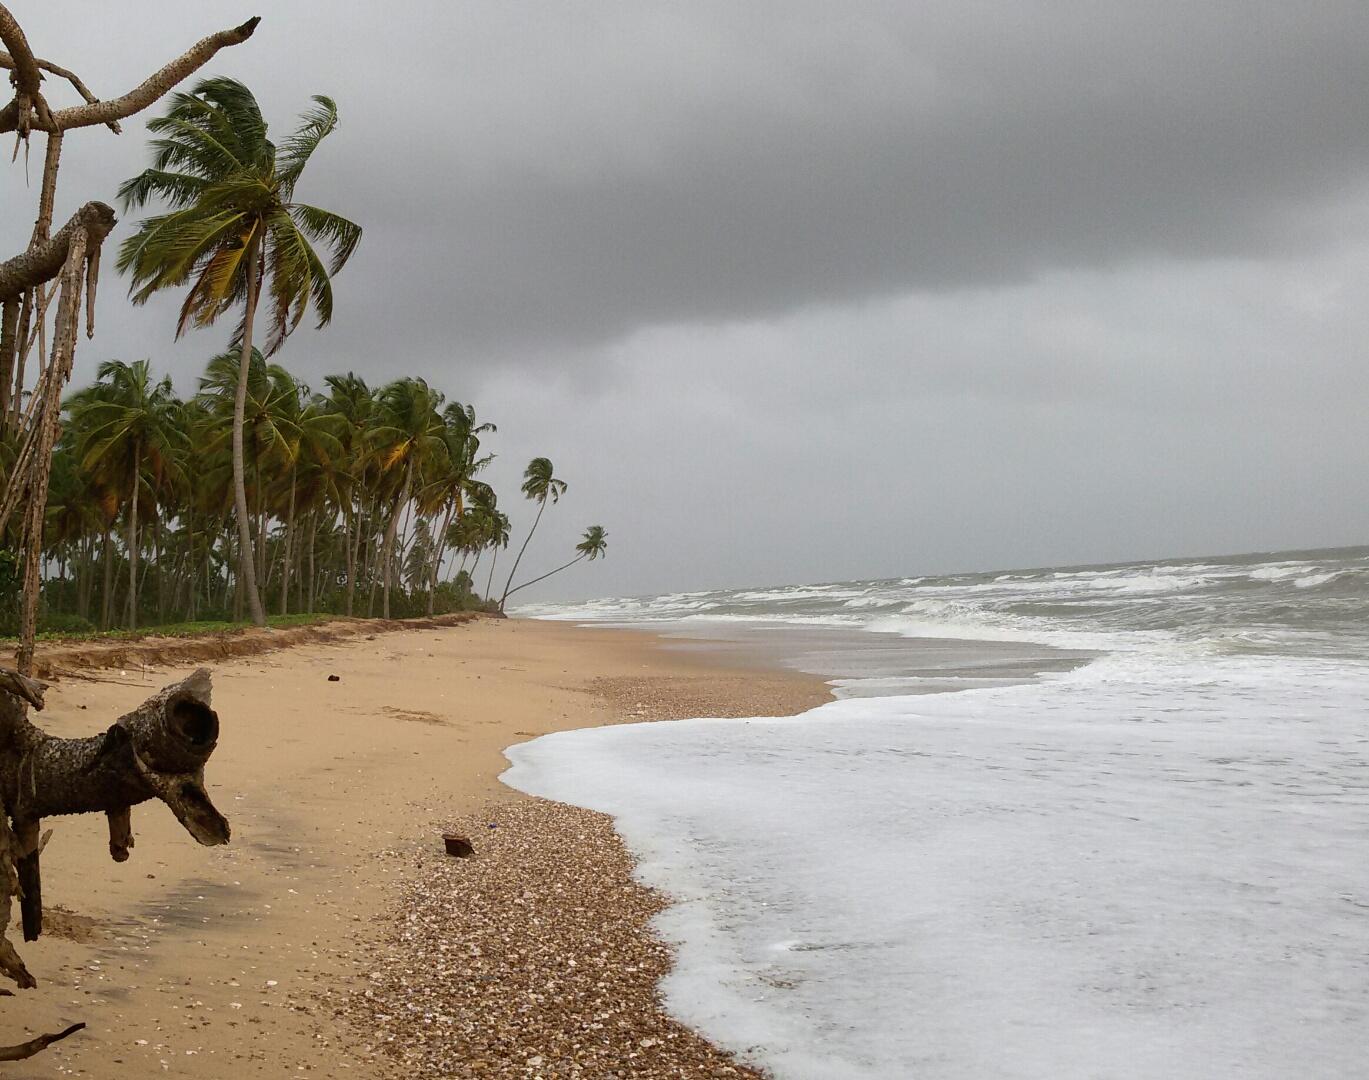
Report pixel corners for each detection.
[0,6,41,100]
[0,50,120,133]
[0,1023,84,1061]
[0,7,53,136]
[0,201,114,302]
[38,16,260,133]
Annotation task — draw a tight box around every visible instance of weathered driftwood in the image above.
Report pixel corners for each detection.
[0,201,114,302]
[0,7,254,1058]
[0,8,259,137]
[0,1020,82,1060]
[0,667,229,852]
[0,667,228,1056]
[0,666,229,952]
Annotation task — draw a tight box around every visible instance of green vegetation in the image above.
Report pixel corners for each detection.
[0,612,333,645]
[1,75,607,644]
[118,77,364,626]
[21,352,605,636]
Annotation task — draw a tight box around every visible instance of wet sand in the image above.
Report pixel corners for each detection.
[3,617,829,1077]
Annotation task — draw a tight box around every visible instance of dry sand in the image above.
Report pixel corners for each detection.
[3,617,829,1078]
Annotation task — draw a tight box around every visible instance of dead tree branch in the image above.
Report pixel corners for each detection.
[0,8,260,136]
[0,201,114,302]
[0,50,121,133]
[0,5,52,138]
[0,1022,84,1061]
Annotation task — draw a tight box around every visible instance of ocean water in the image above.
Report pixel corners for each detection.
[502,547,1369,1078]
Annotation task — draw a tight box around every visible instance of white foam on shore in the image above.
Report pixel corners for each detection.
[503,653,1369,1079]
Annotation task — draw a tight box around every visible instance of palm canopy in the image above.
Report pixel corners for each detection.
[116,77,362,354]
[65,359,187,500]
[198,348,312,471]
[576,525,608,561]
[521,457,567,504]
[368,378,449,486]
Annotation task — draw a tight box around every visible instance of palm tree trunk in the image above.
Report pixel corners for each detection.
[500,498,546,610]
[76,535,92,621]
[380,460,413,620]
[99,527,113,631]
[485,546,499,601]
[296,513,306,612]
[153,512,165,623]
[504,553,587,602]
[279,463,296,617]
[307,513,318,613]
[427,503,455,616]
[126,450,140,630]
[232,232,267,627]
[185,509,197,621]
[343,507,356,616]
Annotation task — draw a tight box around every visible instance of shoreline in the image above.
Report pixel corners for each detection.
[3,616,829,1077]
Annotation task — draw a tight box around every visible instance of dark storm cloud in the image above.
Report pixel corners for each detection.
[7,2,1369,365]
[3,2,1369,600]
[345,1,1369,358]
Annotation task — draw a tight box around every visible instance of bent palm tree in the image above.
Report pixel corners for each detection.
[117,77,362,626]
[500,457,566,611]
[503,525,608,603]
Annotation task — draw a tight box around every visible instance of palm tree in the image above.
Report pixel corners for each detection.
[461,488,511,601]
[319,372,374,615]
[117,77,362,627]
[65,360,186,629]
[198,348,305,609]
[503,526,608,603]
[368,379,447,618]
[416,402,495,613]
[500,457,567,610]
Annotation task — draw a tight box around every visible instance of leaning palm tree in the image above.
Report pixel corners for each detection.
[117,77,362,627]
[415,403,496,614]
[500,457,567,611]
[65,360,186,629]
[503,525,608,603]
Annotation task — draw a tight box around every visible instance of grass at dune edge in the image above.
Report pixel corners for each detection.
[0,612,337,644]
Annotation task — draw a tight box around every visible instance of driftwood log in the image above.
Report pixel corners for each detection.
[0,666,229,1057]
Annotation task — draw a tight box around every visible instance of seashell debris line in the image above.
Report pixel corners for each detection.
[340,798,768,1078]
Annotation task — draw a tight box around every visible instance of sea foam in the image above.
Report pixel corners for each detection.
[505,653,1369,1079]
[510,546,1369,1078]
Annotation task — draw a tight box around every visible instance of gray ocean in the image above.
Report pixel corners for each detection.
[505,546,1369,1078]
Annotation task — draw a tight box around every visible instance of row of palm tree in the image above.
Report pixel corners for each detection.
[2,75,606,637]
[13,355,605,633]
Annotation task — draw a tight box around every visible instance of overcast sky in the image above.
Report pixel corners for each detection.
[4,2,1369,601]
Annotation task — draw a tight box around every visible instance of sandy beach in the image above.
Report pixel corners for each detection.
[2,617,828,1078]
